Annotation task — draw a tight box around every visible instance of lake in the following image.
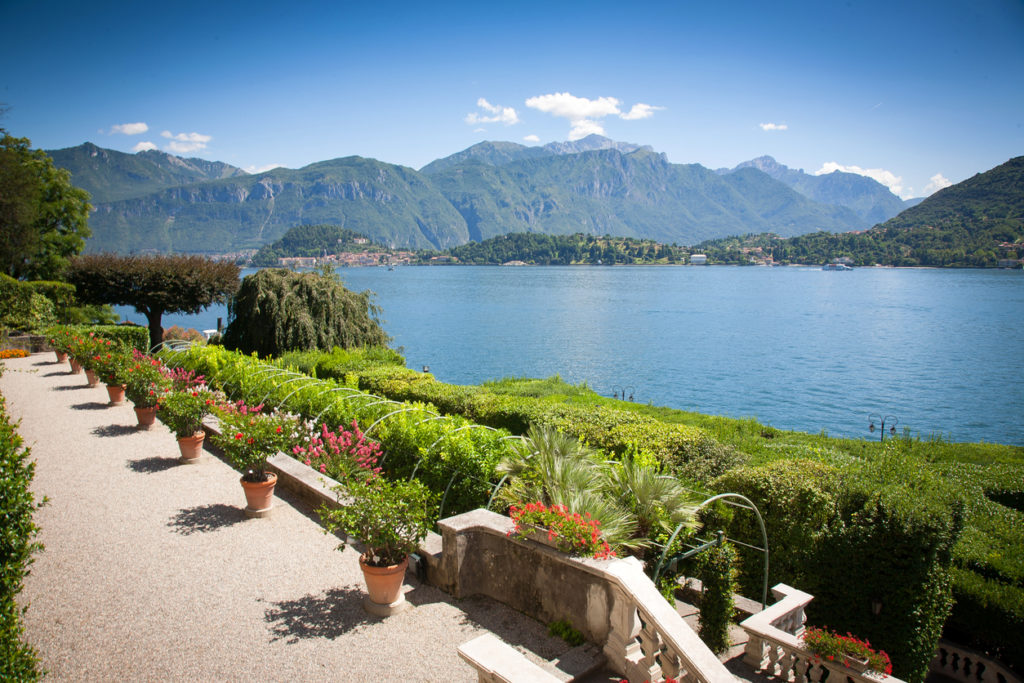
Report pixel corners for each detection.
[115,265,1024,445]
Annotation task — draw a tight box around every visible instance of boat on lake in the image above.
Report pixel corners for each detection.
[822,263,853,271]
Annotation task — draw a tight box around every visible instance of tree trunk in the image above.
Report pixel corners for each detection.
[143,309,163,352]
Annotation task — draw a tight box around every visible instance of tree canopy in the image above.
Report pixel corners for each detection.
[0,130,92,280]
[66,253,239,350]
[223,267,390,357]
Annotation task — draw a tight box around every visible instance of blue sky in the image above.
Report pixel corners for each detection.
[2,0,1022,199]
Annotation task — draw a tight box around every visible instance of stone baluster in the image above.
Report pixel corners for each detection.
[637,618,664,682]
[660,644,682,680]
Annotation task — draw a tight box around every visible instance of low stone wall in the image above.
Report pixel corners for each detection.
[436,509,617,645]
[0,334,50,353]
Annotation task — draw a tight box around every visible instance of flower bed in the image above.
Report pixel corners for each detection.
[803,625,892,676]
[508,501,616,560]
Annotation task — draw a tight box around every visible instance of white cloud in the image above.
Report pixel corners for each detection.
[524,92,662,139]
[815,161,908,198]
[523,134,540,143]
[132,141,157,152]
[161,130,212,155]
[621,103,663,120]
[111,122,149,135]
[569,119,606,140]
[759,122,788,131]
[465,98,519,126]
[525,92,622,121]
[244,163,284,174]
[922,173,952,196]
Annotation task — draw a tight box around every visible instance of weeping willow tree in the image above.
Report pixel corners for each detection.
[222,267,390,357]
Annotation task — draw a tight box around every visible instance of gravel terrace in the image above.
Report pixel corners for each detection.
[1,352,568,681]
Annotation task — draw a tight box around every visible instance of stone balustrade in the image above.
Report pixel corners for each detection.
[931,640,1019,683]
[740,584,902,683]
[438,509,735,683]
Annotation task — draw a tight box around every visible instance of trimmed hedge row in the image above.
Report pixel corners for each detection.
[714,453,964,683]
[162,345,519,518]
[0,370,44,680]
[276,354,742,483]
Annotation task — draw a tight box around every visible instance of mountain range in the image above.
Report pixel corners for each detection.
[47,135,925,253]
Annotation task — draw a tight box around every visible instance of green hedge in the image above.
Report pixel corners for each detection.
[279,352,741,483]
[0,274,56,334]
[714,453,963,683]
[946,567,1024,674]
[0,372,44,680]
[161,345,517,518]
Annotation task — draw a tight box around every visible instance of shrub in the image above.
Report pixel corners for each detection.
[696,539,738,655]
[0,377,44,680]
[223,268,388,356]
[46,324,148,353]
[211,401,300,481]
[320,476,436,567]
[716,453,963,683]
[0,274,56,333]
[163,325,205,344]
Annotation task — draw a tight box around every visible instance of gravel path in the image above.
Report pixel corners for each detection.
[2,353,566,681]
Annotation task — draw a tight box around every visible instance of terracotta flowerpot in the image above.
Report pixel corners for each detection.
[105,384,126,405]
[240,472,277,517]
[69,358,82,374]
[55,351,68,363]
[85,369,99,387]
[359,554,409,607]
[134,405,158,428]
[177,432,205,463]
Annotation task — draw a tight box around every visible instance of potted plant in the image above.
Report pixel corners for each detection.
[320,475,436,614]
[161,388,215,463]
[124,353,170,428]
[75,337,105,387]
[90,345,132,405]
[211,402,297,516]
[47,327,73,364]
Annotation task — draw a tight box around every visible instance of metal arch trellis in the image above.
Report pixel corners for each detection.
[375,415,447,469]
[652,492,770,611]
[311,387,367,423]
[274,377,325,411]
[410,424,500,480]
[354,398,403,415]
[235,364,292,401]
[259,374,316,408]
[363,406,439,439]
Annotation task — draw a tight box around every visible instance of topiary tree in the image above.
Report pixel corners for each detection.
[66,253,239,351]
[222,267,390,357]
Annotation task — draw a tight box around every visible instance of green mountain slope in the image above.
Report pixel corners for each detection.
[697,156,1024,267]
[47,142,247,203]
[86,157,469,253]
[729,155,907,224]
[50,139,952,255]
[431,148,862,245]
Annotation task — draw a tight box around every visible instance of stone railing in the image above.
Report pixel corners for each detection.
[740,584,903,683]
[931,640,1020,683]
[437,509,735,683]
[603,557,734,683]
